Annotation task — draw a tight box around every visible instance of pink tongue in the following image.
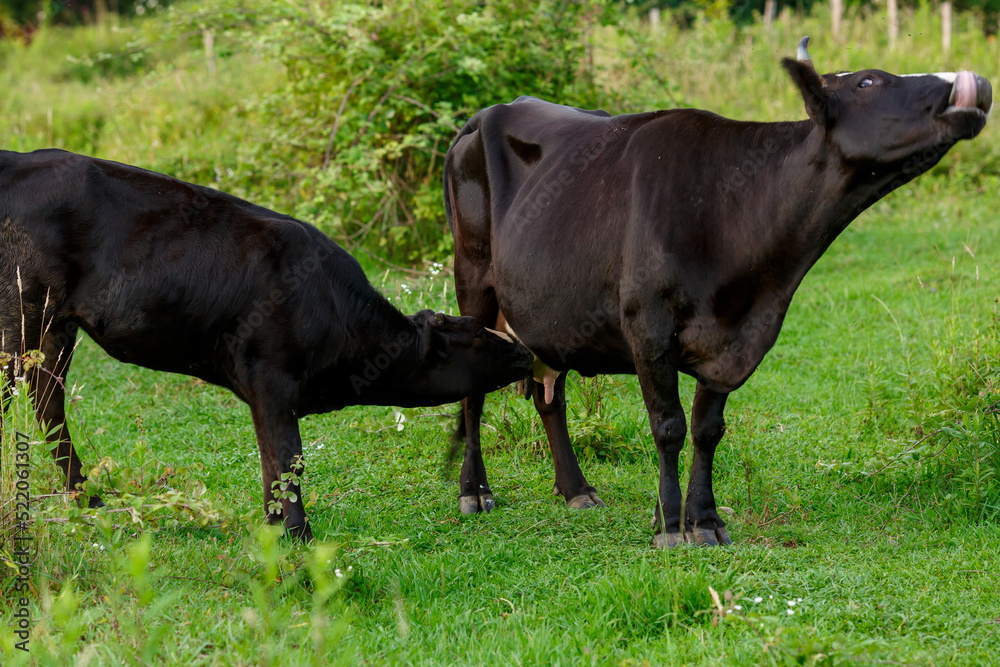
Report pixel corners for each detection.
[954,71,977,108]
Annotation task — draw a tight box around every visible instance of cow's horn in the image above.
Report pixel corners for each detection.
[796,36,812,64]
[485,327,514,343]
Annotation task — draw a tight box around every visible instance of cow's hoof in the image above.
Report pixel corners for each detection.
[566,492,606,510]
[459,494,495,514]
[652,532,687,549]
[685,525,733,547]
[86,494,106,509]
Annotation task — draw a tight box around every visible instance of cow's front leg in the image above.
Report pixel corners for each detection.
[250,398,312,542]
[635,360,687,548]
[458,393,495,513]
[532,374,604,509]
[685,384,732,546]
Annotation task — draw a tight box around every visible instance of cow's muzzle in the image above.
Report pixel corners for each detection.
[945,71,992,117]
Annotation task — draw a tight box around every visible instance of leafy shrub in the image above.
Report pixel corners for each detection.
[171,0,613,261]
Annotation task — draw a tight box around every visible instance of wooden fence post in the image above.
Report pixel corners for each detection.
[831,0,843,41]
[887,0,898,50]
[942,1,952,54]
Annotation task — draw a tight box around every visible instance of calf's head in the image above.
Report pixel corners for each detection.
[784,37,991,169]
[403,310,534,404]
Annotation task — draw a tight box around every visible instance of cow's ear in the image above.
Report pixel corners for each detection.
[782,58,833,128]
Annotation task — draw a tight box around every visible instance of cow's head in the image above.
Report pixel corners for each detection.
[783,37,991,166]
[405,310,533,403]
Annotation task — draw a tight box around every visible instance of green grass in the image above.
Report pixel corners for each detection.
[2,3,1000,665]
[1,179,998,665]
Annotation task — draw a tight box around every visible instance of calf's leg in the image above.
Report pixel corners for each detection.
[249,390,312,542]
[531,374,604,509]
[685,384,731,546]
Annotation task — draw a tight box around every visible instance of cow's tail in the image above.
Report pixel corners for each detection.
[442,111,486,235]
[442,111,487,474]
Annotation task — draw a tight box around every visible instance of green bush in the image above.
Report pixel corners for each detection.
[172,0,613,261]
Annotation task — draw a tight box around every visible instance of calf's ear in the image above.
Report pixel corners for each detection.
[782,58,834,128]
[419,315,455,362]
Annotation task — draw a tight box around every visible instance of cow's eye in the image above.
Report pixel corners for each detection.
[473,329,486,339]
[858,77,874,89]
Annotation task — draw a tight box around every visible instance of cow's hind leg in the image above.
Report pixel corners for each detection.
[453,269,500,514]
[685,384,731,546]
[28,322,100,506]
[532,374,604,509]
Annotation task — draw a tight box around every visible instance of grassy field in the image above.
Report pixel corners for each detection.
[2,3,1000,666]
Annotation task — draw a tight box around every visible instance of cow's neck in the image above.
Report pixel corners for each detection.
[691,120,912,390]
[735,120,902,291]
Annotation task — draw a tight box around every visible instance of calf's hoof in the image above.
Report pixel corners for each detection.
[459,493,495,514]
[566,491,606,510]
[84,494,105,509]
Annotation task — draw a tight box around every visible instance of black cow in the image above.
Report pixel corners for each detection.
[0,149,533,541]
[444,38,991,547]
